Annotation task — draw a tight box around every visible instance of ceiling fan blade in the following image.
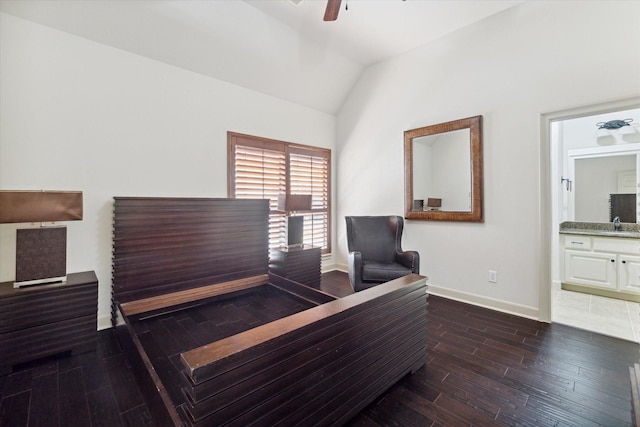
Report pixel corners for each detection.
[324,0,342,21]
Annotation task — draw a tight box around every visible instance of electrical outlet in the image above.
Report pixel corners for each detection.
[488,270,497,283]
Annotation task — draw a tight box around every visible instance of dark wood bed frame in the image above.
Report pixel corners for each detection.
[112,197,428,426]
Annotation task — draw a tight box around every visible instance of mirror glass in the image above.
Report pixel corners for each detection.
[570,152,639,223]
[405,115,483,221]
[412,129,471,212]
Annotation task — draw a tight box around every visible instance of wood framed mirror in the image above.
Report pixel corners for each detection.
[404,115,483,221]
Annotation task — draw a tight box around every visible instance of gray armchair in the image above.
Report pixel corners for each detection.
[345,215,420,292]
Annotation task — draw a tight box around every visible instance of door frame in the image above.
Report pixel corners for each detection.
[539,96,640,322]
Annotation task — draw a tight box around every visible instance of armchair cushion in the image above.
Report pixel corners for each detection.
[362,261,413,282]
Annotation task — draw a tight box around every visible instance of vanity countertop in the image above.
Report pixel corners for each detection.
[560,221,640,239]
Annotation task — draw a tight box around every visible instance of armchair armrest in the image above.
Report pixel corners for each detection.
[395,251,420,274]
[348,251,363,291]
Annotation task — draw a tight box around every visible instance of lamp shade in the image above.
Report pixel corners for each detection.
[0,191,83,224]
[427,198,442,208]
[277,194,312,212]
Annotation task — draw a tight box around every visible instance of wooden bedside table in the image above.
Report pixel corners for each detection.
[0,271,98,374]
[270,245,321,288]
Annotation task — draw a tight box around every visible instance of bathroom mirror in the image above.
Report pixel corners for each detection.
[567,147,640,223]
[404,115,483,221]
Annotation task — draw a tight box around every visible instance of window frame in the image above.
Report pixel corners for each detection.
[227,132,332,255]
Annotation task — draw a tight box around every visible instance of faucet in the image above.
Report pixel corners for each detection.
[614,216,621,231]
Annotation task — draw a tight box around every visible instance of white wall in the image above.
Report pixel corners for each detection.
[0,13,336,329]
[336,1,640,318]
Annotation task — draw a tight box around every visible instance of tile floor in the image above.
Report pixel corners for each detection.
[552,289,640,343]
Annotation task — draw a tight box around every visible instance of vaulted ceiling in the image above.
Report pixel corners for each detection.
[0,0,522,114]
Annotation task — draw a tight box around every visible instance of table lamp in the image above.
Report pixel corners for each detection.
[277,194,312,248]
[0,190,83,287]
[427,198,442,211]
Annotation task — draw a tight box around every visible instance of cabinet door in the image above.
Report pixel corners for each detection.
[618,255,640,294]
[563,250,617,289]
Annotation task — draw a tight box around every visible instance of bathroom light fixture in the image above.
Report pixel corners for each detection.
[619,124,637,135]
[596,119,633,130]
[595,127,611,138]
[594,118,638,142]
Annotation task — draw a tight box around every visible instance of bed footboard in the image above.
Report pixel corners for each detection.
[179,274,428,427]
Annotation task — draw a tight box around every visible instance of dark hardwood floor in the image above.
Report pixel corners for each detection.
[1,270,638,426]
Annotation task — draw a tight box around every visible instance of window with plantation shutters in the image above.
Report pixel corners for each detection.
[289,147,330,251]
[228,132,331,254]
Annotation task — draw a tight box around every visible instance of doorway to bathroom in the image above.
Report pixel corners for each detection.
[543,98,640,342]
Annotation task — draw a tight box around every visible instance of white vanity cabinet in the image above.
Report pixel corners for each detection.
[561,234,640,294]
[618,255,640,293]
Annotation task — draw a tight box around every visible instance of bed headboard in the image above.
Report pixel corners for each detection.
[112,197,269,303]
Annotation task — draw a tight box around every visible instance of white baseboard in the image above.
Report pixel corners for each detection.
[427,283,540,321]
[98,314,113,331]
[322,262,348,274]
[310,267,540,320]
[330,263,348,273]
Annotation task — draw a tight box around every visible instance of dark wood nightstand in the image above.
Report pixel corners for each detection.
[0,271,98,374]
[270,245,321,287]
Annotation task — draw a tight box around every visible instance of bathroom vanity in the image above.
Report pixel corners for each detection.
[560,222,640,300]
